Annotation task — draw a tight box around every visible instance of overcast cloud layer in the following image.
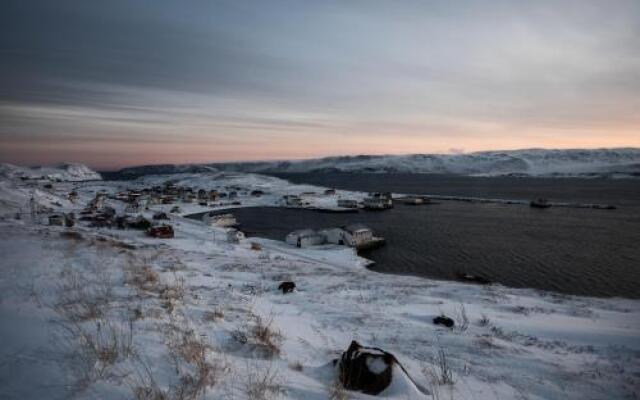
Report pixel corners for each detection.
[1,0,639,169]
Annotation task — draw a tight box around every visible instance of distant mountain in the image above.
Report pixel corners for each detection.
[113,148,640,179]
[0,163,102,181]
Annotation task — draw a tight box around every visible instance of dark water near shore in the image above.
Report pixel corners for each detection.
[217,174,640,298]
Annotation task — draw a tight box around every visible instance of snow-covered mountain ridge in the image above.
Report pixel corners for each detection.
[0,163,101,181]
[115,148,640,178]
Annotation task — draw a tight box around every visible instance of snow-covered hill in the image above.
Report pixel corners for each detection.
[115,148,640,178]
[0,163,102,181]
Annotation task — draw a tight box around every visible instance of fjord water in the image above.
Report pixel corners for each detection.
[232,174,640,298]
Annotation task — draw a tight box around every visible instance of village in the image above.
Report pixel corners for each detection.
[35,176,403,254]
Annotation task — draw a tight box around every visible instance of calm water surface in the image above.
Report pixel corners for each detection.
[218,174,640,298]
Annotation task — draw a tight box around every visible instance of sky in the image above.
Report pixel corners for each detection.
[1,0,639,170]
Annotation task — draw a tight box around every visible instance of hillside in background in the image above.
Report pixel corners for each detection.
[113,148,640,179]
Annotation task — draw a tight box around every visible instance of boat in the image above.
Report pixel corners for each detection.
[530,198,551,208]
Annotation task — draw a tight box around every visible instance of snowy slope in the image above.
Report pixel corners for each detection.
[0,163,102,181]
[0,170,639,399]
[116,148,640,178]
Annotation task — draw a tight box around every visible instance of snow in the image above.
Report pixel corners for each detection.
[116,148,640,178]
[0,170,638,399]
[0,163,101,182]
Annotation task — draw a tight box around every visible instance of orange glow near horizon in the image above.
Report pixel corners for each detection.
[2,123,638,170]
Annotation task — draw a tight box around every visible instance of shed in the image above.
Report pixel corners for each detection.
[285,229,325,248]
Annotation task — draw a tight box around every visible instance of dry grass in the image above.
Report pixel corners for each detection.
[203,308,224,323]
[55,268,112,322]
[328,377,350,400]
[478,313,490,327]
[130,265,160,292]
[435,348,455,385]
[162,324,227,400]
[56,316,135,385]
[454,303,469,333]
[243,361,284,400]
[250,314,283,358]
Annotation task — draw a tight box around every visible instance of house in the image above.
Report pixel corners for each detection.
[226,229,245,243]
[285,229,325,248]
[125,203,140,213]
[203,212,237,227]
[363,197,387,210]
[147,225,174,239]
[323,224,384,249]
[337,199,358,209]
[228,191,238,199]
[208,190,219,201]
[197,189,207,200]
[363,192,393,210]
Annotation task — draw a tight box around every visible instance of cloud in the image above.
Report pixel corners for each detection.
[1,0,639,168]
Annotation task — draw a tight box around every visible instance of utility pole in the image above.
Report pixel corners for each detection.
[29,190,37,222]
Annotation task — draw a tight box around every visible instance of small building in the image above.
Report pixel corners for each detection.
[197,189,207,200]
[285,229,325,248]
[203,212,237,227]
[323,224,383,249]
[208,190,219,201]
[364,192,393,209]
[337,199,358,209]
[324,188,336,195]
[228,191,238,199]
[363,197,387,210]
[147,225,174,239]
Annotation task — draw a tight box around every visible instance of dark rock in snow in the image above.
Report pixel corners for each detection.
[278,281,296,294]
[433,315,455,328]
[336,340,397,395]
[455,271,492,285]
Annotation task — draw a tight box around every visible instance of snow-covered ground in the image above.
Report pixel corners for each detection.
[117,148,640,178]
[0,163,102,181]
[0,165,639,399]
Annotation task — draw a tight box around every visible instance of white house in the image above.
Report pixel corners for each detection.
[323,224,380,249]
[285,229,325,248]
[203,213,237,227]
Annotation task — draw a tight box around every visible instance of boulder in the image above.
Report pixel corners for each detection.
[337,340,397,395]
[278,281,296,294]
[433,315,454,328]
